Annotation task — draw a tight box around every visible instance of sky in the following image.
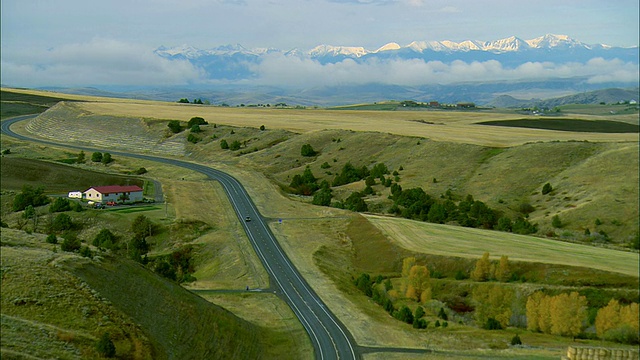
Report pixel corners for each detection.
[1,0,639,88]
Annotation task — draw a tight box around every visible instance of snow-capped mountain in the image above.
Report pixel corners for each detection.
[153,34,638,82]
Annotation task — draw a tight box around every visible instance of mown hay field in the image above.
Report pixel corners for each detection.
[365,214,639,277]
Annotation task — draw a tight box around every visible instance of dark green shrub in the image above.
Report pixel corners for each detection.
[229,140,242,151]
[96,332,116,357]
[510,334,522,345]
[187,133,200,143]
[438,307,448,321]
[60,234,81,252]
[483,317,503,330]
[91,152,103,162]
[49,197,71,213]
[220,139,229,149]
[167,120,182,133]
[46,234,58,244]
[187,116,207,127]
[541,182,553,195]
[51,213,73,232]
[301,144,317,157]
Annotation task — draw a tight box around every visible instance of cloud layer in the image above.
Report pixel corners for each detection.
[1,39,638,88]
[1,39,202,87]
[253,54,639,87]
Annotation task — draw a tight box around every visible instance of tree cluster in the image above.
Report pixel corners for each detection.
[526,291,587,338]
[91,152,113,164]
[390,190,537,235]
[472,284,513,330]
[595,299,639,344]
[471,253,511,282]
[13,185,50,212]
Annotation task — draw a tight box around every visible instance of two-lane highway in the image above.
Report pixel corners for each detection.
[2,115,359,360]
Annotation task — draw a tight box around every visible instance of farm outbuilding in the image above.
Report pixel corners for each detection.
[68,191,83,199]
[83,185,143,204]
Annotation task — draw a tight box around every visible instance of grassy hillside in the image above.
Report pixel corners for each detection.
[2,89,638,358]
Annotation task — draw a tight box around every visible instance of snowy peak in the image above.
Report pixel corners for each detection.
[526,34,585,49]
[308,45,369,57]
[483,36,531,52]
[375,42,401,52]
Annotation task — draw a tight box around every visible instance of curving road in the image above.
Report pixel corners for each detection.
[2,115,359,360]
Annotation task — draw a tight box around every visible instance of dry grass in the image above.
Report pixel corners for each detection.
[61,101,638,147]
[365,214,639,277]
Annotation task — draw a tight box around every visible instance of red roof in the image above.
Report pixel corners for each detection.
[86,185,143,194]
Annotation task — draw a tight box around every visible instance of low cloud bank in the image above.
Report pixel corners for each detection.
[1,39,637,88]
[253,54,639,87]
[1,38,202,87]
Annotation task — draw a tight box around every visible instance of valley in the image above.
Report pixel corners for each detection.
[1,88,638,359]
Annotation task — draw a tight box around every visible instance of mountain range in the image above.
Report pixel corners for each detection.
[155,34,638,81]
[29,35,640,107]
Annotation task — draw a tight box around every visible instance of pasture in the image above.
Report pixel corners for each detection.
[365,214,639,277]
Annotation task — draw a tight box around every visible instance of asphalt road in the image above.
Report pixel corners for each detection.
[2,115,359,360]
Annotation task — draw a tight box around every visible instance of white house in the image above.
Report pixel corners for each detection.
[68,191,83,199]
[83,185,144,204]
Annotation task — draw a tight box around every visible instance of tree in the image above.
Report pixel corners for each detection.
[167,120,182,133]
[312,187,332,206]
[187,116,207,127]
[229,140,241,151]
[96,332,116,357]
[178,98,189,103]
[473,284,513,329]
[13,185,50,211]
[49,197,71,213]
[131,215,154,240]
[220,139,229,149]
[401,257,416,293]
[77,150,85,163]
[406,265,431,303]
[93,228,117,250]
[51,213,73,232]
[260,125,266,131]
[542,182,553,195]
[552,215,562,228]
[23,205,36,219]
[101,153,112,164]
[550,292,587,337]
[91,152,103,162]
[300,144,317,157]
[190,124,202,133]
[46,233,58,244]
[495,255,510,282]
[60,233,81,252]
[471,252,491,282]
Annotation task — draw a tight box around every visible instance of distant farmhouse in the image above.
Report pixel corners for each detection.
[83,185,143,204]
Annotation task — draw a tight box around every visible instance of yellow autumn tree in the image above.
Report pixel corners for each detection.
[537,294,553,334]
[526,291,544,332]
[495,255,510,282]
[471,252,491,282]
[406,265,430,303]
[550,292,587,337]
[472,284,513,328]
[400,257,416,293]
[596,299,621,338]
[620,302,639,332]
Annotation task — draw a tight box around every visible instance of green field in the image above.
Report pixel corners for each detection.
[478,118,639,133]
[0,157,143,194]
[0,90,72,119]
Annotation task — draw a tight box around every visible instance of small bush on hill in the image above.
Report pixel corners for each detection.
[51,213,73,232]
[96,332,116,358]
[187,116,207,128]
[168,120,182,133]
[46,233,58,244]
[91,152,103,162]
[49,197,72,213]
[220,139,229,149]
[542,182,553,195]
[60,233,81,252]
[301,144,317,157]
